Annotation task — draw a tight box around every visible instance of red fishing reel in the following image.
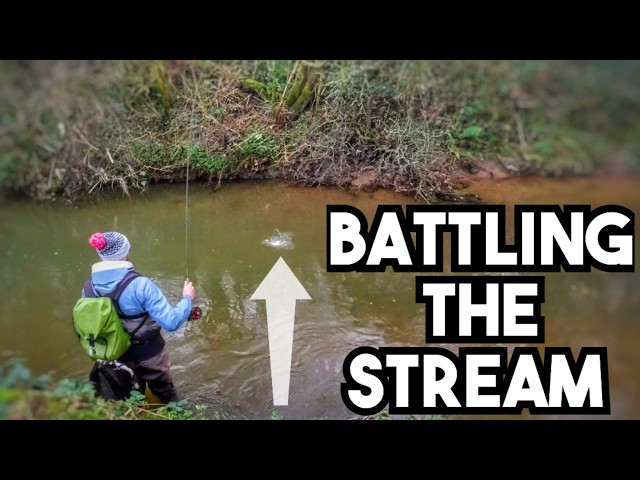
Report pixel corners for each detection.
[189,306,202,320]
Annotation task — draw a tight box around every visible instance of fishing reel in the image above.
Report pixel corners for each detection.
[189,306,202,321]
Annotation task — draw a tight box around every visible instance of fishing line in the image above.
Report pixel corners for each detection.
[186,100,196,281]
[185,153,190,280]
[185,102,201,321]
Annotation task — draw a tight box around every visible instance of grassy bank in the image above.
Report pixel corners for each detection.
[1,382,214,420]
[1,60,638,202]
[0,360,438,420]
[0,358,229,419]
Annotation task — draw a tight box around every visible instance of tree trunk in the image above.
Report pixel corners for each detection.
[283,61,318,116]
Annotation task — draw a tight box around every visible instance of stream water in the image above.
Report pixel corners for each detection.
[0,176,638,419]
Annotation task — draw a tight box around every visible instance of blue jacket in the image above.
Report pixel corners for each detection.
[85,260,192,332]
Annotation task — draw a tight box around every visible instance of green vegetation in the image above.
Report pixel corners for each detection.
[0,360,442,420]
[1,381,222,420]
[0,358,216,420]
[1,60,638,201]
[364,409,444,421]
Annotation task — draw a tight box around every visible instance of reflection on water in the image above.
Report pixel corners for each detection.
[0,176,638,419]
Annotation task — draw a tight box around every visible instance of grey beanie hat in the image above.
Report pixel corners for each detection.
[89,231,131,261]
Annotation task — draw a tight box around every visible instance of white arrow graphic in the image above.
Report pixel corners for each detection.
[250,257,311,406]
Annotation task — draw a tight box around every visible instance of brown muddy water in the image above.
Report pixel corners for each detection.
[0,176,638,419]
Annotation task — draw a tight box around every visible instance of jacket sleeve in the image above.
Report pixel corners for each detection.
[134,277,193,332]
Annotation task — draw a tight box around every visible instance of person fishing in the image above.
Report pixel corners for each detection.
[84,231,196,402]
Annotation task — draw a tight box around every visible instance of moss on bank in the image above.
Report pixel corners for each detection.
[1,60,638,202]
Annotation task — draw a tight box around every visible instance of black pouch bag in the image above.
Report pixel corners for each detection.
[89,360,141,401]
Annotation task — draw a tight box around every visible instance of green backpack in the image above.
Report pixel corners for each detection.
[72,271,148,361]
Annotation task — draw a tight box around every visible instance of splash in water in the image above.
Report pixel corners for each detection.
[262,229,294,250]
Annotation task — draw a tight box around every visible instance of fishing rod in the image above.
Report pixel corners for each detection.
[185,128,201,321]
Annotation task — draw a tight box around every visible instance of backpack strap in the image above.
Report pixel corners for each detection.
[87,271,150,337]
[83,280,96,298]
[107,271,142,318]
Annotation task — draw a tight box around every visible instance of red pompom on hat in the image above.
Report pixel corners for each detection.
[89,232,107,250]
